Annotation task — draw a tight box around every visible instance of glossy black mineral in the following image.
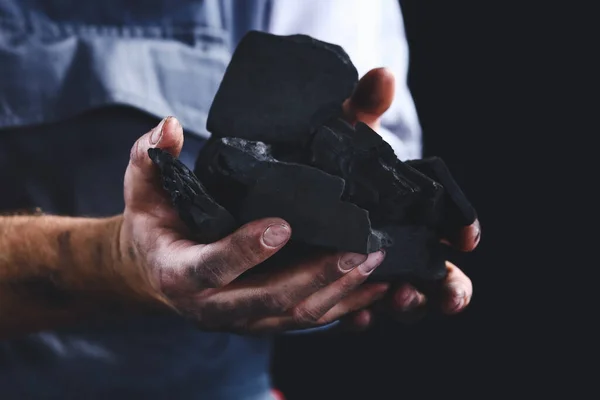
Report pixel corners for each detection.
[149,30,477,283]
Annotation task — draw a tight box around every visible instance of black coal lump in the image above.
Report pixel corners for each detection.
[308,119,444,226]
[191,136,449,281]
[194,137,390,254]
[148,148,237,243]
[206,31,358,146]
[368,225,447,282]
[147,31,478,284]
[406,157,477,229]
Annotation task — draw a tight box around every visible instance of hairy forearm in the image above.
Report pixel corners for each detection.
[0,214,160,338]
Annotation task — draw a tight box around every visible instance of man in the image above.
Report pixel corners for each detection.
[0,0,479,398]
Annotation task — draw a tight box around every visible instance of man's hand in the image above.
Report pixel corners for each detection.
[119,117,388,333]
[341,68,481,329]
[0,116,386,338]
[0,70,475,339]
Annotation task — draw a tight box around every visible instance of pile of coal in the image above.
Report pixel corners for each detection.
[149,31,476,283]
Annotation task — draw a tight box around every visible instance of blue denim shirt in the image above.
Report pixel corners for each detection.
[0,1,277,399]
[0,1,420,398]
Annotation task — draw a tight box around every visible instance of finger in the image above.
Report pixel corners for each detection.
[340,283,428,328]
[192,250,382,327]
[443,219,482,252]
[342,67,395,129]
[391,283,427,313]
[171,218,291,291]
[384,282,428,325]
[254,250,377,309]
[339,309,373,332]
[288,251,387,325]
[124,116,184,207]
[317,283,388,324]
[247,283,388,332]
[441,261,473,315]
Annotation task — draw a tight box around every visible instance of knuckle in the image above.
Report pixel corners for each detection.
[311,256,344,290]
[292,306,321,327]
[229,232,265,267]
[337,275,362,294]
[187,252,227,289]
[316,313,335,326]
[197,269,226,289]
[257,289,291,314]
[193,297,234,329]
[311,270,331,290]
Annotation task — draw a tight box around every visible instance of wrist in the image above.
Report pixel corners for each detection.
[115,212,177,313]
[0,213,171,335]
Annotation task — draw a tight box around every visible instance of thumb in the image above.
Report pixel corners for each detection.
[124,116,184,208]
[343,67,395,130]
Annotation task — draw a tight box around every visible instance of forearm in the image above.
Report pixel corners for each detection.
[0,214,160,338]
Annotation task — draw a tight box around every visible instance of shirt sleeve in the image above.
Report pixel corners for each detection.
[267,0,423,160]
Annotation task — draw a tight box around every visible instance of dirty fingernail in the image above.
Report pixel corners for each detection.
[358,249,386,274]
[263,224,291,247]
[150,117,168,145]
[339,253,368,271]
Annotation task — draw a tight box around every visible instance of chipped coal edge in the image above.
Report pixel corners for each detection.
[311,120,445,227]
[147,148,237,243]
[405,157,477,228]
[206,31,358,146]
[146,30,478,283]
[194,136,393,254]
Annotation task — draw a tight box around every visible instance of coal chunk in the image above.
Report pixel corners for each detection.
[148,148,236,243]
[406,157,477,230]
[149,31,478,284]
[309,120,444,227]
[194,137,390,254]
[369,225,447,281]
[192,135,448,282]
[206,31,358,146]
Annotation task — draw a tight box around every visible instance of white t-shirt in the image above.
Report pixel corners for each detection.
[269,0,422,160]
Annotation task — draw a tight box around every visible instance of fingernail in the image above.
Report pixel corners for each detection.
[358,249,386,274]
[150,117,168,145]
[397,285,419,311]
[262,224,290,247]
[474,224,481,243]
[338,252,368,271]
[400,287,414,304]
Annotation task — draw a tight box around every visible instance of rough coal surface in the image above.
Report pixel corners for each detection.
[150,31,477,283]
[206,31,358,147]
[194,137,391,254]
[309,120,444,227]
[406,157,477,230]
[147,148,236,243]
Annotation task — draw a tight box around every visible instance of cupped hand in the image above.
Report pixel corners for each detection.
[118,117,388,333]
[341,68,481,330]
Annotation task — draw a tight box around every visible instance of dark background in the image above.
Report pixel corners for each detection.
[271,1,572,398]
